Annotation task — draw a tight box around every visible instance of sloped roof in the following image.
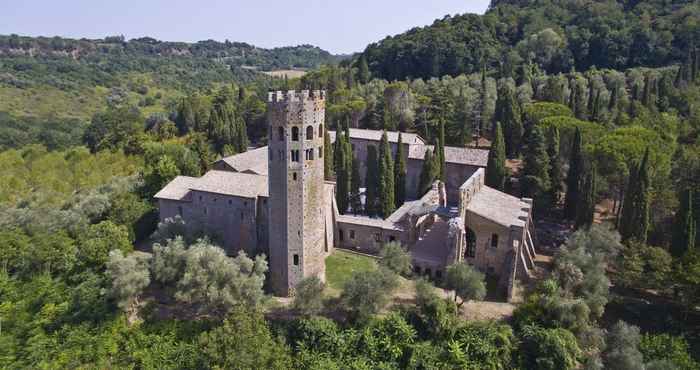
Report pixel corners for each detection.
[216,147,269,175]
[154,176,199,201]
[408,145,488,167]
[466,186,531,228]
[336,214,404,231]
[154,170,269,201]
[329,128,425,145]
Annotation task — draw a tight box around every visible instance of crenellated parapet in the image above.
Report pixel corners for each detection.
[267,90,326,104]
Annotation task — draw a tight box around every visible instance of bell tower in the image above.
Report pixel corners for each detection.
[267,90,327,296]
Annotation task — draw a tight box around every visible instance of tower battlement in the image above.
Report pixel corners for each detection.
[267,90,326,104]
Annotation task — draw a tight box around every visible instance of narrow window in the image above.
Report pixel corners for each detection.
[292,127,299,141]
[177,206,183,216]
[278,127,284,141]
[240,212,244,220]
[491,234,499,248]
[374,233,381,242]
[318,124,323,138]
[306,125,314,140]
[263,199,267,205]
[319,147,323,158]
[199,196,203,202]
[350,230,355,239]
[293,254,299,266]
[339,230,344,241]
[351,144,356,151]
[244,201,247,207]
[435,270,442,279]
[228,200,232,205]
[293,172,297,181]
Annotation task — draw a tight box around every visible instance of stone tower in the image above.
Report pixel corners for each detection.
[267,90,327,296]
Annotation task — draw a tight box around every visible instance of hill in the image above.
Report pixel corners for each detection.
[361,0,699,80]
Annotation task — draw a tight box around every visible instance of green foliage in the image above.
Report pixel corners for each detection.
[619,148,651,242]
[617,241,672,291]
[486,122,507,190]
[340,267,399,322]
[640,334,700,370]
[350,157,362,214]
[395,132,407,206]
[364,145,380,216]
[603,321,645,370]
[293,275,325,316]
[418,148,438,198]
[547,125,563,203]
[333,129,351,214]
[84,105,143,153]
[494,84,523,157]
[524,102,574,126]
[106,250,151,311]
[325,249,377,291]
[78,221,133,270]
[198,306,292,369]
[324,129,334,180]
[378,242,412,276]
[444,262,486,307]
[672,188,696,258]
[521,125,551,212]
[574,165,596,230]
[378,131,396,217]
[520,325,581,370]
[564,128,584,220]
[0,112,87,151]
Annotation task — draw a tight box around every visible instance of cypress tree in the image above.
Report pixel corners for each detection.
[564,127,584,220]
[350,157,362,214]
[494,84,523,157]
[575,165,597,230]
[365,145,380,217]
[378,131,396,218]
[344,125,353,202]
[324,129,333,180]
[357,55,370,84]
[672,188,696,258]
[437,121,447,182]
[334,131,350,214]
[395,133,407,206]
[521,126,551,212]
[619,148,651,243]
[547,126,562,204]
[486,122,507,190]
[418,148,436,197]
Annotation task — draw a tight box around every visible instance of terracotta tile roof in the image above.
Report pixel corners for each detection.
[154,171,269,200]
[217,147,269,175]
[466,186,531,228]
[408,145,488,167]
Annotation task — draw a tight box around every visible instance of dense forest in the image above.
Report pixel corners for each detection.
[1,0,700,368]
[362,0,699,80]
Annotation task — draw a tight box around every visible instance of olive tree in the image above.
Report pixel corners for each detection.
[444,262,486,306]
[106,250,152,311]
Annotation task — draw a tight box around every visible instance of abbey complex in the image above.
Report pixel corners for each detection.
[155,90,537,300]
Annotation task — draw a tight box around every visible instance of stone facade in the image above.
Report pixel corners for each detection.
[155,91,536,301]
[267,90,329,296]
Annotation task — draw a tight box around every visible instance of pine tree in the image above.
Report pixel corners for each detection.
[547,126,562,204]
[357,55,370,84]
[494,84,523,157]
[334,131,350,214]
[365,145,380,217]
[575,165,597,230]
[486,122,507,190]
[672,188,696,258]
[395,133,407,206]
[350,157,362,214]
[324,129,334,180]
[418,148,436,198]
[564,127,584,220]
[437,121,447,182]
[619,148,651,243]
[378,132,396,218]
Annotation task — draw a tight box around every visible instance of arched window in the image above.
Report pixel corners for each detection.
[465,228,476,258]
[306,125,314,140]
[278,127,284,141]
[318,124,323,138]
[292,127,299,141]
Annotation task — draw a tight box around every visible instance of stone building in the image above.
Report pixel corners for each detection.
[155,90,536,300]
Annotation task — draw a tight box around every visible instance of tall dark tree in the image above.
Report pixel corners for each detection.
[619,148,651,243]
[365,145,380,217]
[378,132,396,218]
[357,55,370,84]
[324,129,334,180]
[494,84,523,157]
[521,126,551,212]
[485,122,507,191]
[395,133,407,206]
[575,165,597,230]
[334,130,350,214]
[547,126,563,205]
[437,121,447,182]
[672,188,696,258]
[350,157,362,214]
[564,128,584,220]
[418,148,437,198]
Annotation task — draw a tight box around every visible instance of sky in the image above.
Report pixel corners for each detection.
[0,0,491,54]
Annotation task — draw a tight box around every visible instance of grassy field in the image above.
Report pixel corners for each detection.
[325,249,378,292]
